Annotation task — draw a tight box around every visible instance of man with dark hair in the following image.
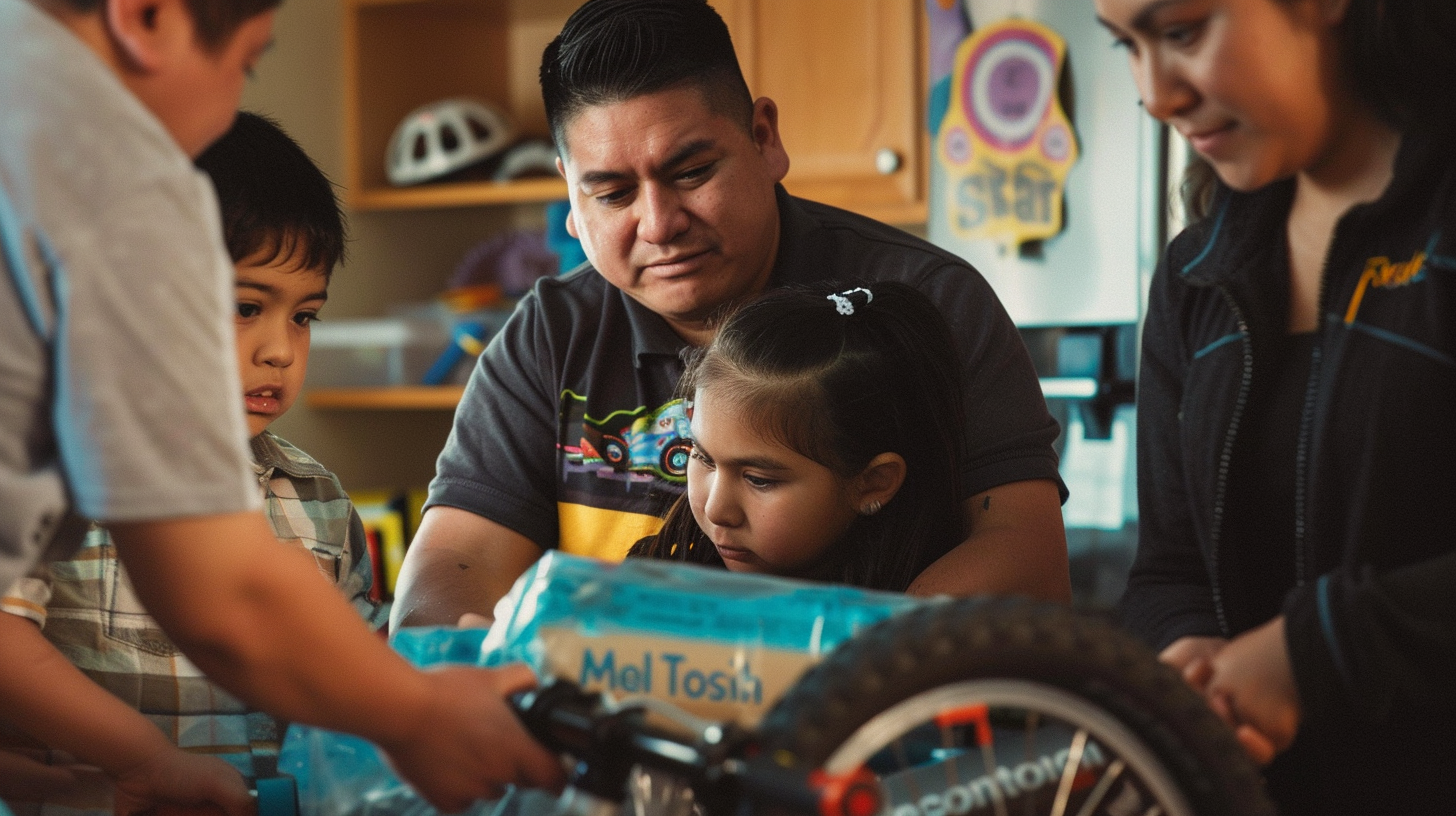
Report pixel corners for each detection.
[0,0,560,811]
[394,0,1072,628]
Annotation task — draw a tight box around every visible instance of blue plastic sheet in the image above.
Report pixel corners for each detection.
[279,553,925,816]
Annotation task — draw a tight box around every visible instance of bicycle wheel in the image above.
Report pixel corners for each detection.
[755,598,1276,816]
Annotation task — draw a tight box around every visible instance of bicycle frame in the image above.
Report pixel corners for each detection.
[273,562,1274,816]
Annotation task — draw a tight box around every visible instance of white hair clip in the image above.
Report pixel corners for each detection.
[826,287,873,315]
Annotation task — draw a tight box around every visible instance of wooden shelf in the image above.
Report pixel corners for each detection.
[348,177,568,211]
[342,0,927,220]
[352,0,438,8]
[306,386,465,410]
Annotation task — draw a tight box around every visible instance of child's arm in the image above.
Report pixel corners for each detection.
[0,612,253,816]
[109,510,564,812]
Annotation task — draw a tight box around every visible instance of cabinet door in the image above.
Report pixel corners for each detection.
[720,0,926,224]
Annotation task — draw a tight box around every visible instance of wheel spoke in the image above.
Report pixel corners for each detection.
[941,723,961,789]
[1049,729,1088,816]
[1022,710,1042,816]
[978,739,1010,816]
[1072,759,1124,816]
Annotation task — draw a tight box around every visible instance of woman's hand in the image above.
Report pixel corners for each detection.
[1204,617,1301,765]
[1159,635,1229,694]
[111,746,254,816]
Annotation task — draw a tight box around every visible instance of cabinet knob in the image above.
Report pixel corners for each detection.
[875,148,902,175]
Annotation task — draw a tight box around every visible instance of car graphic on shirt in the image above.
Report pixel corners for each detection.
[560,393,692,483]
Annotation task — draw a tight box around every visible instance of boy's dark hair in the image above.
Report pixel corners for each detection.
[540,0,754,152]
[56,0,282,51]
[630,281,966,593]
[195,111,346,276]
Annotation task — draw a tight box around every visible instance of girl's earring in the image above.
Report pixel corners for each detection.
[860,500,883,516]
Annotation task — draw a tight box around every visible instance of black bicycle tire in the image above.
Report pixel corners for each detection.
[756,597,1278,816]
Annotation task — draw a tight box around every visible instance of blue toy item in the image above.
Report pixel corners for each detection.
[545,200,587,273]
[256,775,300,816]
[419,320,489,385]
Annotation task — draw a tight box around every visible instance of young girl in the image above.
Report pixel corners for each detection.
[630,282,964,593]
[1098,0,1456,812]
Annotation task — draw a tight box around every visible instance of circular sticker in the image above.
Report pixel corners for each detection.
[965,30,1056,151]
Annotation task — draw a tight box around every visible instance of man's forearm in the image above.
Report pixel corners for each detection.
[110,513,434,748]
[908,529,1072,601]
[391,543,507,628]
[391,506,546,629]
[906,480,1071,602]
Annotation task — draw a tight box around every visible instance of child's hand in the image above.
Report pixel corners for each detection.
[111,747,253,816]
[1203,616,1301,765]
[376,664,566,812]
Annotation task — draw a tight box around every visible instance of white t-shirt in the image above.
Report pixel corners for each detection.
[0,0,258,591]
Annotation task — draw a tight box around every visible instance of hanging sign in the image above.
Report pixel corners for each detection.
[937,18,1078,247]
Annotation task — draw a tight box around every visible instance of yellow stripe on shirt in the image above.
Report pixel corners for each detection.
[557,503,666,561]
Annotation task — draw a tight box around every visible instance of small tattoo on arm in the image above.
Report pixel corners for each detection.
[982,496,992,510]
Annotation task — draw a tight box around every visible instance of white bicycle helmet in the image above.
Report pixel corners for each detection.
[492,139,561,182]
[386,98,515,186]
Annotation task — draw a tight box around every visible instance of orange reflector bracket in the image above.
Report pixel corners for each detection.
[809,766,882,816]
[932,703,993,746]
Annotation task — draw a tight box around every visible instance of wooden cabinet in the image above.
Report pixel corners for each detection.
[342,0,575,210]
[719,0,927,224]
[341,0,926,221]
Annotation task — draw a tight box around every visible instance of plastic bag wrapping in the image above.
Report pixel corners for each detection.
[278,553,925,816]
[481,553,925,724]
[277,628,561,816]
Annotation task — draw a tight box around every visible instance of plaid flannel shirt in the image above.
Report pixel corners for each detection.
[0,432,383,807]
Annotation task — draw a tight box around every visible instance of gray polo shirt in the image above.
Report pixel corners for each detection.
[0,0,258,591]
[430,187,1063,560]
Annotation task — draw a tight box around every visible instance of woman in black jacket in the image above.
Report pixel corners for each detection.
[1096,0,1456,812]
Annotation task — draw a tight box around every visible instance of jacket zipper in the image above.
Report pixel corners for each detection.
[1209,285,1253,637]
[1293,229,1341,586]
[1293,321,1325,588]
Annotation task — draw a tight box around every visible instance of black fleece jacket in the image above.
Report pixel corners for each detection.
[1122,128,1456,814]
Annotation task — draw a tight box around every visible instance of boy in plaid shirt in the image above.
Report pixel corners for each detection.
[1,112,383,812]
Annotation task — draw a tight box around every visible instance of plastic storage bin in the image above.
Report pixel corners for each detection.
[306,317,452,388]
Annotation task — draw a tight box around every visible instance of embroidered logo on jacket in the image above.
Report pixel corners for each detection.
[1343,250,1427,324]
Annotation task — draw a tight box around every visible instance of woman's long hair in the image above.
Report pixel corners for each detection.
[629,281,965,592]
